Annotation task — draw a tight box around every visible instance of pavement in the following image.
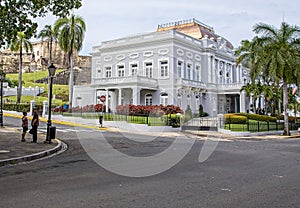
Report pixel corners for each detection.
[1,110,299,167]
[0,126,63,167]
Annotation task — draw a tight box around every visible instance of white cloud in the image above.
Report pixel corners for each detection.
[36,0,300,55]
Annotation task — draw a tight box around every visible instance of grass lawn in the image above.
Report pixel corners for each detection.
[59,112,167,126]
[224,120,284,132]
[7,95,63,106]
[6,70,69,102]
[6,70,64,83]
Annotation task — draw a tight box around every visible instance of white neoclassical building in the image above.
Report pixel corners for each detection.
[74,19,250,116]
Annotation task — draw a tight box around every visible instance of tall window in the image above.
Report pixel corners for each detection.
[187,94,191,106]
[177,94,182,107]
[195,65,201,81]
[145,62,153,78]
[160,93,168,106]
[145,94,153,106]
[130,63,138,76]
[117,65,125,77]
[177,60,183,78]
[160,60,168,77]
[105,66,112,78]
[187,63,192,80]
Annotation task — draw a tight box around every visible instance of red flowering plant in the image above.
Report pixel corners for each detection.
[116,104,183,116]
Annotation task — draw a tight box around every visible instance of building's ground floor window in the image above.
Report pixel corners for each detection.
[145,94,153,106]
[160,93,168,106]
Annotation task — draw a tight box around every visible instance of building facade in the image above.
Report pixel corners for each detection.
[74,19,250,115]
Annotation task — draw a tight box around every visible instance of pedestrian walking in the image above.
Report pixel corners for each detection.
[31,108,39,143]
[21,111,28,142]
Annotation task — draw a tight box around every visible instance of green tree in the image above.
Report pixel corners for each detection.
[54,14,86,110]
[10,31,33,104]
[261,84,274,114]
[252,22,300,135]
[37,25,58,65]
[0,0,82,47]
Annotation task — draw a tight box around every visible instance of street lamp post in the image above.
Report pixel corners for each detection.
[0,71,6,127]
[45,63,56,143]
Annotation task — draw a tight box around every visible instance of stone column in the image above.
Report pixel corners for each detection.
[118,88,122,106]
[30,100,36,116]
[240,91,246,113]
[105,89,109,113]
[132,87,140,105]
[42,100,48,118]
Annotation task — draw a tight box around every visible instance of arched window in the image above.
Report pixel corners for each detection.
[187,94,191,106]
[160,93,168,106]
[145,94,153,106]
[177,94,182,107]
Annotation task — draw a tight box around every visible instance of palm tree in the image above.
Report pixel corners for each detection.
[54,14,86,111]
[252,22,300,135]
[37,24,58,65]
[261,84,274,114]
[240,83,254,112]
[10,31,33,104]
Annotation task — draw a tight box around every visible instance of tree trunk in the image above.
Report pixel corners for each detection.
[17,47,23,104]
[282,81,290,135]
[68,52,74,112]
[49,37,53,65]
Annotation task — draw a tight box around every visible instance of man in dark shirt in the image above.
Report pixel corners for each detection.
[31,108,39,143]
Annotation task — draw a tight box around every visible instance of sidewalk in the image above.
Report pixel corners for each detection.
[0,126,63,167]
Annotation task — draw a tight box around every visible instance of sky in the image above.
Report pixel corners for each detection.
[37,0,300,55]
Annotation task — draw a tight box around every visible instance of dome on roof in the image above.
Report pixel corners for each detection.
[157,18,234,50]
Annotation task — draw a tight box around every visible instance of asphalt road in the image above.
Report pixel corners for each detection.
[1,116,300,208]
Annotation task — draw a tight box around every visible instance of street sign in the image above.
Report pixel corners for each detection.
[100,95,106,102]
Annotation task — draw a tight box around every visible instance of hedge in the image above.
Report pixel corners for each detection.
[224,114,247,124]
[236,113,277,122]
[3,103,30,112]
[278,115,300,123]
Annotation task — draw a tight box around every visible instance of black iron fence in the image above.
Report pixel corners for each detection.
[62,112,182,127]
[220,118,300,133]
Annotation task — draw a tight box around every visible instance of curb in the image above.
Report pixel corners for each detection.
[4,112,106,130]
[0,139,63,167]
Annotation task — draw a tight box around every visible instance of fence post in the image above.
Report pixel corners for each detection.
[146,113,149,125]
[247,120,250,132]
[258,121,260,132]
[267,121,269,131]
[276,121,278,131]
[229,116,231,130]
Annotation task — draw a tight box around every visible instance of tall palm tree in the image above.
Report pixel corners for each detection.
[37,24,58,65]
[54,14,86,111]
[240,83,254,112]
[252,22,300,135]
[261,84,274,114]
[10,31,33,104]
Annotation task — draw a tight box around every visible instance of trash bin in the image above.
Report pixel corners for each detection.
[49,126,56,140]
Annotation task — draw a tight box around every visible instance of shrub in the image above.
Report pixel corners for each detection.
[161,114,182,127]
[2,103,36,112]
[198,104,209,117]
[224,114,247,124]
[184,105,192,122]
[115,104,183,116]
[236,113,277,122]
[278,115,300,123]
